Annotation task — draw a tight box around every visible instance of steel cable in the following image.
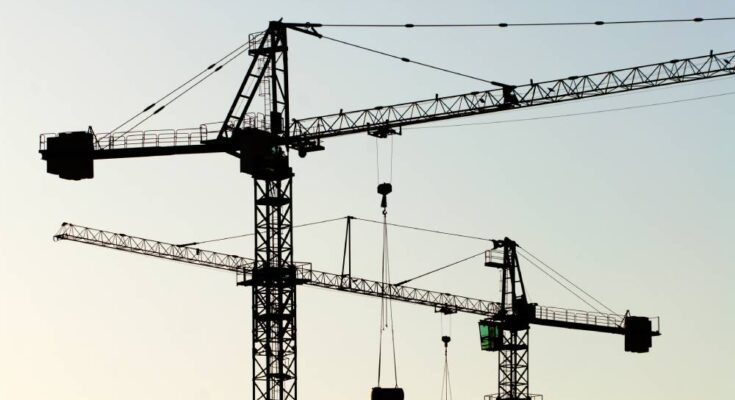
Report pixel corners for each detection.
[518,252,603,313]
[320,17,735,28]
[519,247,617,314]
[97,40,250,146]
[320,35,495,85]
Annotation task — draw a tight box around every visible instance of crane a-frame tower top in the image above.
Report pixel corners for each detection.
[38,20,735,400]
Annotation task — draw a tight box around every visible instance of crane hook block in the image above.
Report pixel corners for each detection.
[377,182,392,209]
[43,131,94,180]
[371,387,404,400]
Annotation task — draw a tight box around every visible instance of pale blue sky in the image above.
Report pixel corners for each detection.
[1,1,734,399]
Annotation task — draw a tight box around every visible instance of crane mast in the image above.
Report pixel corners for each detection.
[484,238,532,400]
[37,20,727,400]
[236,24,296,400]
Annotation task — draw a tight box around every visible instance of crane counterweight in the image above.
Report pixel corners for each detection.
[43,130,94,180]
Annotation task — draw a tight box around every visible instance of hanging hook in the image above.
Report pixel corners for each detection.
[378,182,392,210]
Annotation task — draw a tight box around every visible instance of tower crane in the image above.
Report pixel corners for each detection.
[52,222,661,400]
[38,20,734,400]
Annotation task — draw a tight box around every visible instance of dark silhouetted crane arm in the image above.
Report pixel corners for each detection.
[39,50,734,162]
[288,50,735,144]
[53,222,659,336]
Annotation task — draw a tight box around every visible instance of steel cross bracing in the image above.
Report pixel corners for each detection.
[287,50,735,143]
[39,50,735,159]
[227,22,299,400]
[53,222,660,336]
[488,239,532,400]
[498,330,529,400]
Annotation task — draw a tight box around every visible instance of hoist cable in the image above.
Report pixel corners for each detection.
[518,252,603,313]
[376,135,396,185]
[97,40,250,145]
[352,217,493,242]
[377,211,399,387]
[519,247,617,314]
[320,35,494,85]
[375,138,381,184]
[177,216,345,247]
[320,16,735,28]
[440,318,453,400]
[390,135,395,183]
[395,251,486,286]
[441,349,453,400]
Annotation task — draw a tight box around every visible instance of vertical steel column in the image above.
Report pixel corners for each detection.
[497,330,529,400]
[252,177,296,400]
[496,238,531,400]
[225,22,295,400]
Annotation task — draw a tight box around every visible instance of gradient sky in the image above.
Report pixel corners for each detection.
[1,1,734,399]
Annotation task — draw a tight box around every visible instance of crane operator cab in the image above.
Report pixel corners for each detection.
[236,127,292,180]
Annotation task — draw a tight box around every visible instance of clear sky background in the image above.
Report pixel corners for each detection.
[1,1,734,399]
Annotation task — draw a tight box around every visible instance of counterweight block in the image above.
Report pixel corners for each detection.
[44,131,94,180]
[624,316,653,353]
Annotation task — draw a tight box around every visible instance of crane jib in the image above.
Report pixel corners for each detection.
[38,49,735,180]
[288,49,735,143]
[52,222,661,352]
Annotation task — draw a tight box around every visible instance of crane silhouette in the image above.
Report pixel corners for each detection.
[39,20,734,400]
[53,222,660,400]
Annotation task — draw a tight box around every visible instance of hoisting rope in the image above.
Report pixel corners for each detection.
[377,204,399,388]
[374,131,396,185]
[376,134,399,388]
[440,314,453,400]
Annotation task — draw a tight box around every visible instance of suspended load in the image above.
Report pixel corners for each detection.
[371,387,404,400]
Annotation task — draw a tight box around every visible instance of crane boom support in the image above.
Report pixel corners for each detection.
[53,223,659,335]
